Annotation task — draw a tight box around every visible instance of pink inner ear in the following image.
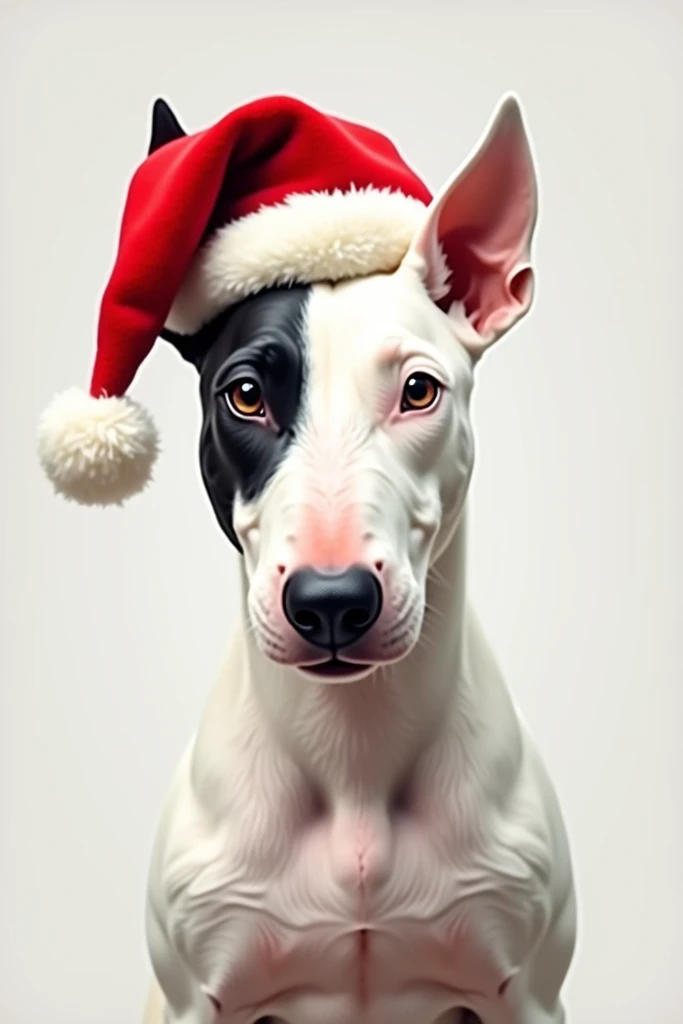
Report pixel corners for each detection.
[439,225,534,337]
[425,103,536,341]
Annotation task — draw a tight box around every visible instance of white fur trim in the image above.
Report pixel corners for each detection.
[37,388,159,505]
[165,187,427,335]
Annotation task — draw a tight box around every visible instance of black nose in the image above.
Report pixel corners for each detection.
[283,566,382,651]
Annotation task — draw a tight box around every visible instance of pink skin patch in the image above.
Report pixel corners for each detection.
[296,500,364,571]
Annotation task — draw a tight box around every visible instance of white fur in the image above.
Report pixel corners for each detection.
[37,388,159,505]
[165,187,427,335]
[142,272,576,1024]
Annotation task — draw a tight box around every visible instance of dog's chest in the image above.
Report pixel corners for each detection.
[167,774,548,1024]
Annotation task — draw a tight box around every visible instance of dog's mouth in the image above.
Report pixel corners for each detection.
[300,656,373,681]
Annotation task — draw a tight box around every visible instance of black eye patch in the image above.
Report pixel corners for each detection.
[210,336,302,431]
[165,286,311,551]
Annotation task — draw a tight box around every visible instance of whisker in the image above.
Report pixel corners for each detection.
[428,565,449,589]
[423,601,445,620]
[416,632,437,653]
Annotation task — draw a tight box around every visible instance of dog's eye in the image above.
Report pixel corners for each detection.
[226,378,265,418]
[401,372,440,412]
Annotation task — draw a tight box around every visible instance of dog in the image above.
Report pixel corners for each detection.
[136,99,577,1024]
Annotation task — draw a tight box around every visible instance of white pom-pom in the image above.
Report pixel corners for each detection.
[37,388,160,505]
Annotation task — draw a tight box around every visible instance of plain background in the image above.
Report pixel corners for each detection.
[1,0,681,1021]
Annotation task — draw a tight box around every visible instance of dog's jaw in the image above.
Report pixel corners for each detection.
[238,513,469,802]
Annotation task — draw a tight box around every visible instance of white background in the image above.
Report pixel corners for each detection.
[1,1,681,1021]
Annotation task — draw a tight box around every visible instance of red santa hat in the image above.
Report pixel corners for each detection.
[37,95,433,506]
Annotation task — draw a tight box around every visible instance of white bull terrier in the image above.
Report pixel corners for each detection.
[135,98,577,1024]
[32,86,577,1024]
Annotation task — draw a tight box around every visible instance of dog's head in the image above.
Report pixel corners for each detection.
[169,98,537,680]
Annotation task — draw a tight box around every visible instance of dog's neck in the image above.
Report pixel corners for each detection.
[240,515,470,804]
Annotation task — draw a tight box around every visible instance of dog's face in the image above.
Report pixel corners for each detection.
[188,274,476,677]
[171,98,537,680]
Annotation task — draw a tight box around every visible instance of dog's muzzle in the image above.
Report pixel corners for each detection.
[282,566,382,653]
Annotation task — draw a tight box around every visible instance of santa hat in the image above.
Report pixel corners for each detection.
[37,95,433,506]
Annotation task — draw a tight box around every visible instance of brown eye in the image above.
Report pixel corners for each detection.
[226,378,265,418]
[401,372,440,412]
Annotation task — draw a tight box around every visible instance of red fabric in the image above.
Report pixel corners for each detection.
[90,96,432,398]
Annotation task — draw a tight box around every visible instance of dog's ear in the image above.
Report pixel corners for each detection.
[403,94,538,357]
[161,301,237,370]
[161,324,216,371]
[148,97,187,155]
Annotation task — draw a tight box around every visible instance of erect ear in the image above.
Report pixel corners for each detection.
[148,97,187,155]
[403,94,538,357]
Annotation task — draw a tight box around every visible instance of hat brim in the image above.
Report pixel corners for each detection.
[164,187,427,335]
